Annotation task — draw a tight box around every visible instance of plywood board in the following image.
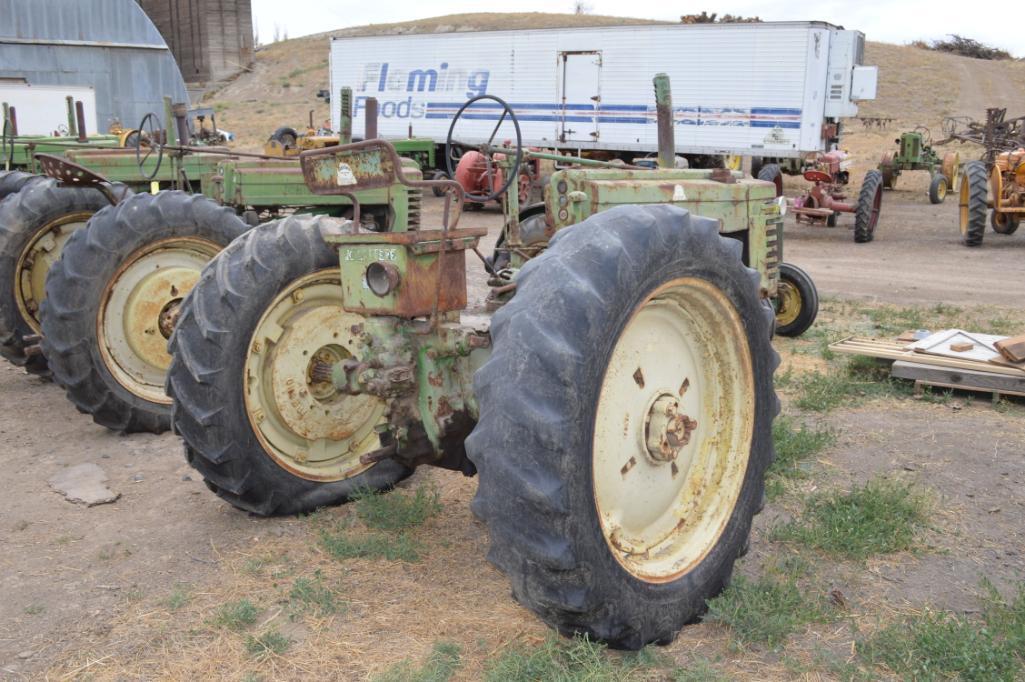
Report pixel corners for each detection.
[892,361,1025,397]
[829,337,1025,377]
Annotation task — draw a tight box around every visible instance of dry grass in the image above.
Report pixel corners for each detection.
[41,299,1025,680]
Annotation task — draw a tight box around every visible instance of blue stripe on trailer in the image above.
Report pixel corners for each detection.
[424,102,803,129]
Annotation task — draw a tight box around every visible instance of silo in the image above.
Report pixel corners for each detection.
[0,0,190,132]
[138,0,254,84]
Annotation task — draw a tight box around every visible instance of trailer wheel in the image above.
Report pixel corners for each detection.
[750,157,764,179]
[928,174,948,204]
[990,210,1019,236]
[167,214,412,515]
[466,205,778,650]
[774,263,819,338]
[959,161,988,247]
[41,191,246,433]
[853,170,883,243]
[757,164,783,198]
[0,178,118,375]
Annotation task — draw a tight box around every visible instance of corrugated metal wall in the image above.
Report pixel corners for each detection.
[139,0,254,84]
[0,0,190,131]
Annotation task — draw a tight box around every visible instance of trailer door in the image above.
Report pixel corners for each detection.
[558,51,601,143]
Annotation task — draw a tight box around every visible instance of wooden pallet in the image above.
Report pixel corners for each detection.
[892,361,1025,399]
[829,337,1025,377]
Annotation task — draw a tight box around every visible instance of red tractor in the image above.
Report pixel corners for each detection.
[441,145,545,210]
[759,150,883,243]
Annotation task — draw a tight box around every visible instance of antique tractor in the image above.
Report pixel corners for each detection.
[0,93,418,433]
[761,150,884,243]
[165,75,783,649]
[960,150,1025,245]
[878,129,961,204]
[942,108,1025,246]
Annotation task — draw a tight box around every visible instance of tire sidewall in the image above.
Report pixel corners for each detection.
[480,206,776,631]
[169,215,411,513]
[1,179,110,360]
[42,191,243,430]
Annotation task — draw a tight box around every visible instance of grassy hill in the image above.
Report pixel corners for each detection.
[204,11,1025,185]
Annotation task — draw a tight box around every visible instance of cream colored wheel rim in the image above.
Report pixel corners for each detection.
[98,237,220,403]
[935,177,948,201]
[959,176,971,236]
[15,212,91,333]
[244,269,385,482]
[592,278,755,583]
[775,280,802,329]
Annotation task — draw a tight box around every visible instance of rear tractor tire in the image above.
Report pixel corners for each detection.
[0,178,121,376]
[928,174,948,204]
[756,163,783,198]
[854,170,883,243]
[40,191,247,433]
[959,161,989,247]
[0,171,43,202]
[466,205,779,650]
[774,262,819,338]
[166,214,412,515]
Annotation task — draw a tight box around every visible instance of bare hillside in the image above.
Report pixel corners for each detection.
[204,11,1025,178]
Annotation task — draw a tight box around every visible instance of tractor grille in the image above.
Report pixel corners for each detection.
[764,206,783,284]
[408,188,422,230]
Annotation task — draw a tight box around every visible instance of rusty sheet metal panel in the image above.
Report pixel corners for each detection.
[329,229,486,318]
[0,0,189,130]
[301,145,400,193]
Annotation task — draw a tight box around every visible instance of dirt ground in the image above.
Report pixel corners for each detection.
[1,191,1024,680]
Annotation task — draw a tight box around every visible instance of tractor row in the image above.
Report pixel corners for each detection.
[0,74,807,649]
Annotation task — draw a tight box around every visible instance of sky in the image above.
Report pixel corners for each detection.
[250,1,1022,57]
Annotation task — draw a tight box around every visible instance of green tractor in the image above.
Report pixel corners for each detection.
[0,92,421,432]
[164,75,787,648]
[878,128,961,204]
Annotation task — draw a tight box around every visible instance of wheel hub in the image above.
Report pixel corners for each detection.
[592,279,755,582]
[644,394,698,462]
[244,270,385,481]
[99,237,220,403]
[15,213,91,332]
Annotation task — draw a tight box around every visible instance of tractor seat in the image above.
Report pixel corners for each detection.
[803,169,833,184]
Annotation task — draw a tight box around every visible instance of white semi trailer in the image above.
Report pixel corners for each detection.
[329,21,877,163]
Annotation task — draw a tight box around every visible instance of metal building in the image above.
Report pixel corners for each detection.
[0,0,189,132]
[139,0,254,84]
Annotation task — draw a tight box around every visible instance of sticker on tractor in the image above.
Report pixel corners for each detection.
[672,185,687,201]
[337,163,357,186]
[342,248,399,262]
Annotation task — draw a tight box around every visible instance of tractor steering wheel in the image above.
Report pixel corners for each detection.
[445,94,523,203]
[134,112,165,181]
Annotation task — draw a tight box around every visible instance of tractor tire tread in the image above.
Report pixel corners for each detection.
[166,213,411,515]
[40,191,246,433]
[961,161,989,247]
[854,170,883,243]
[0,177,111,376]
[465,204,778,650]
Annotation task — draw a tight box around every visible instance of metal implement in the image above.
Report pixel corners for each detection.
[943,108,1025,246]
